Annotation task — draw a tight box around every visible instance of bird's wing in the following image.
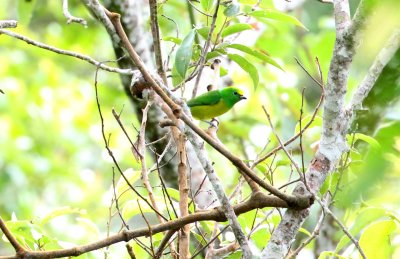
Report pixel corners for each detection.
[187,91,221,107]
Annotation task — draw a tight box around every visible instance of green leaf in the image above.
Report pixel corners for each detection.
[175,29,196,78]
[171,64,185,87]
[201,0,214,12]
[350,133,381,149]
[228,53,259,89]
[249,10,308,30]
[165,187,180,201]
[206,49,227,60]
[197,27,210,40]
[41,207,86,225]
[163,36,182,45]
[227,44,283,71]
[192,232,208,245]
[221,23,253,38]
[224,3,240,17]
[3,220,45,249]
[298,227,312,237]
[359,220,396,259]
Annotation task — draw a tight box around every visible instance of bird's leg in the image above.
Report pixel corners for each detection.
[210,118,219,129]
[201,118,219,128]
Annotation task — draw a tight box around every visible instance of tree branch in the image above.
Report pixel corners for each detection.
[0,217,26,254]
[62,0,87,26]
[0,29,133,75]
[0,20,17,29]
[0,192,288,259]
[149,0,168,84]
[262,0,379,257]
[349,29,400,111]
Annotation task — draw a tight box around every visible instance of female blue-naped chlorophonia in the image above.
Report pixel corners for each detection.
[187,87,246,120]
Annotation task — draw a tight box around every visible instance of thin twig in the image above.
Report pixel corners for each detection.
[62,0,87,26]
[154,229,177,258]
[252,88,324,168]
[262,106,304,182]
[191,0,221,98]
[137,200,156,257]
[190,225,229,259]
[294,57,324,89]
[315,196,367,259]
[112,108,141,160]
[187,0,213,17]
[149,0,168,84]
[299,88,307,184]
[94,64,167,222]
[0,29,133,75]
[112,168,130,229]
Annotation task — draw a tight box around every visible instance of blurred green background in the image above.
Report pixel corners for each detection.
[1,0,400,258]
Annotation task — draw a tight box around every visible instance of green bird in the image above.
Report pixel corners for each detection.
[187,87,246,120]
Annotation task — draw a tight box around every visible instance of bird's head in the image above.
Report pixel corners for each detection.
[220,87,247,108]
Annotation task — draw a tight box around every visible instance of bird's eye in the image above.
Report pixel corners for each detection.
[234,92,238,95]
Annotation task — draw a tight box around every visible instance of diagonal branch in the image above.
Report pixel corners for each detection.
[0,217,26,254]
[0,29,133,75]
[349,29,400,112]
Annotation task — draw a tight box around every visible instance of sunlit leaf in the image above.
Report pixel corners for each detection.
[349,133,381,149]
[201,0,214,12]
[197,26,210,40]
[192,232,208,245]
[359,220,396,259]
[221,23,253,38]
[227,43,283,70]
[41,207,86,225]
[249,10,308,30]
[175,29,196,78]
[228,53,259,89]
[163,36,182,45]
[298,227,312,237]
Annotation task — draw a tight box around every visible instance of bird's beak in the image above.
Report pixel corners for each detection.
[240,95,247,100]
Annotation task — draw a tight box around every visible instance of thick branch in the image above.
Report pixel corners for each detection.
[0,192,289,259]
